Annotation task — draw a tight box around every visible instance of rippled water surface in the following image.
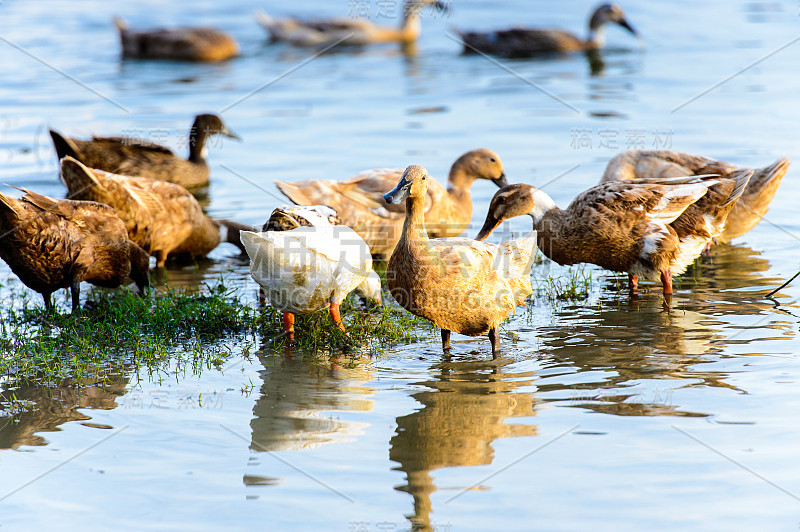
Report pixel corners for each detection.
[1,0,800,530]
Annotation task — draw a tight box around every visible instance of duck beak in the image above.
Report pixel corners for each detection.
[431,1,450,15]
[618,18,638,37]
[384,177,412,205]
[222,127,241,141]
[475,216,501,242]
[491,173,508,188]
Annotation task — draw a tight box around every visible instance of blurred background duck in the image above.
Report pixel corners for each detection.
[241,205,381,342]
[49,113,239,190]
[383,165,536,355]
[0,187,149,312]
[114,17,239,62]
[275,149,507,259]
[600,150,790,244]
[59,157,250,268]
[476,171,751,297]
[255,0,448,48]
[457,3,638,58]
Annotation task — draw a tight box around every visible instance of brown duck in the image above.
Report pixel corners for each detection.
[0,188,149,311]
[114,17,239,62]
[600,150,790,243]
[384,165,537,355]
[275,149,508,259]
[59,157,252,268]
[49,113,240,190]
[457,3,638,58]
[476,171,752,296]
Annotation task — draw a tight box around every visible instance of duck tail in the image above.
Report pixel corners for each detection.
[6,185,61,214]
[274,180,315,206]
[113,16,128,33]
[747,156,790,195]
[49,129,80,160]
[0,190,22,220]
[721,169,753,208]
[59,156,104,198]
[254,11,278,34]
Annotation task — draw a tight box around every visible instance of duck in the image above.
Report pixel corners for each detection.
[475,171,752,296]
[59,157,252,268]
[384,165,537,355]
[255,0,447,48]
[114,17,239,62]
[241,205,382,341]
[275,149,508,259]
[457,3,638,58]
[600,150,791,243]
[49,113,240,190]
[0,187,149,312]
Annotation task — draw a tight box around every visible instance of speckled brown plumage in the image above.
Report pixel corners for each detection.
[385,166,536,354]
[114,17,239,62]
[59,157,248,268]
[275,149,507,259]
[476,174,751,295]
[49,114,239,190]
[458,3,637,58]
[0,188,149,311]
[601,150,790,242]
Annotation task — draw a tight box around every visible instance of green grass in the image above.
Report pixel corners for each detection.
[0,280,428,392]
[537,265,593,301]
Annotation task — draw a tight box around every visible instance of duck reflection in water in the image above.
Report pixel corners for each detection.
[389,354,537,531]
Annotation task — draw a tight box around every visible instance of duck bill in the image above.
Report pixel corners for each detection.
[223,127,242,141]
[491,173,508,188]
[383,178,411,205]
[432,1,450,15]
[475,217,501,241]
[619,18,638,37]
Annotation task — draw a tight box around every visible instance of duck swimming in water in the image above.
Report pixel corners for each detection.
[457,3,638,58]
[49,113,240,190]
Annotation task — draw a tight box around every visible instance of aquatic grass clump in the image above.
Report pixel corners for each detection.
[537,265,593,301]
[0,280,430,386]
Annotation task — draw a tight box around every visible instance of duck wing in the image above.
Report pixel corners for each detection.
[460,27,583,57]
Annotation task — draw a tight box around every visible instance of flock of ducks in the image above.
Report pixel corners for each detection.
[0,3,792,355]
[108,2,639,62]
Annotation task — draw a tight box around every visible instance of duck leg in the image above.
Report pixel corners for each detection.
[282,312,295,342]
[441,329,451,351]
[70,281,80,312]
[258,287,266,308]
[488,328,500,357]
[661,269,673,295]
[43,292,53,312]
[628,274,639,294]
[329,302,347,335]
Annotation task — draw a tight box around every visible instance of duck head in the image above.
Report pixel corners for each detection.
[383,164,429,205]
[193,113,241,141]
[451,148,508,188]
[128,242,151,296]
[355,270,383,308]
[475,184,556,241]
[588,3,638,43]
[403,0,450,17]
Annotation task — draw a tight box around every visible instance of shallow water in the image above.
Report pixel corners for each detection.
[1,0,800,530]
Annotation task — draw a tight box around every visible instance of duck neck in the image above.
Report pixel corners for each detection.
[188,125,210,165]
[446,166,475,219]
[399,3,423,41]
[586,14,606,49]
[400,195,430,248]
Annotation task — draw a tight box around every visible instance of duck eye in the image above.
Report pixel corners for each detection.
[490,158,497,163]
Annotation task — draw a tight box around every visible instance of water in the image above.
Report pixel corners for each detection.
[1,0,800,530]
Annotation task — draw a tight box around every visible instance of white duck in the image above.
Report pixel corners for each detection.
[240,205,381,341]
